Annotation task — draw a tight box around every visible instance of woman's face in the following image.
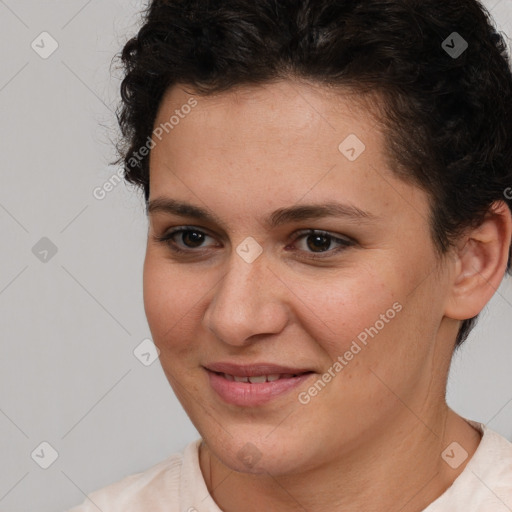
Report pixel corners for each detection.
[144,80,458,475]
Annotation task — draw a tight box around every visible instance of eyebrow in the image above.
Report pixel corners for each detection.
[146,197,377,229]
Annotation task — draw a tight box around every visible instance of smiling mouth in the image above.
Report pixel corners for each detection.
[214,372,313,383]
[205,367,316,407]
[203,361,316,406]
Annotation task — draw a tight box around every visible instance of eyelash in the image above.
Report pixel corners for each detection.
[153,226,354,260]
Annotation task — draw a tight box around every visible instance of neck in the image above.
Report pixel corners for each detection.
[199,405,481,512]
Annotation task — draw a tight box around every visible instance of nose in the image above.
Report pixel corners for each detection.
[203,247,289,347]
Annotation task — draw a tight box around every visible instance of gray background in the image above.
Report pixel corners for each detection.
[0,1,511,511]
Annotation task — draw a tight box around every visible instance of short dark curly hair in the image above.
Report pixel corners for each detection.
[115,0,512,350]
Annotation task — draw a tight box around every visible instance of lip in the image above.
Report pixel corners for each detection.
[204,362,315,407]
[204,362,313,377]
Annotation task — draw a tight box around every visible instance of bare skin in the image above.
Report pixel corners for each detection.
[143,79,511,512]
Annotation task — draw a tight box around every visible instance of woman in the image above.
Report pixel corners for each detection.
[68,0,512,510]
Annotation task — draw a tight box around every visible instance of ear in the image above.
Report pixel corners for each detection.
[444,200,512,320]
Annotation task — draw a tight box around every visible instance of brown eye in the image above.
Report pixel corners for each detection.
[290,229,354,259]
[304,233,332,252]
[154,227,218,254]
[180,230,206,248]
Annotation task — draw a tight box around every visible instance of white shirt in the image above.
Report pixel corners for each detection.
[66,420,512,511]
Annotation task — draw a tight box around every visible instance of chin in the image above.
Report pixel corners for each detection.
[200,424,318,476]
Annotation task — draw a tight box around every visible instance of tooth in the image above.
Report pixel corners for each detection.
[223,373,234,381]
[248,375,267,383]
[234,375,249,383]
[266,374,280,382]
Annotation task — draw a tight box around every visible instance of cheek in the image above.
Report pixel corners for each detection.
[142,250,403,357]
[142,254,203,355]
[281,266,401,358]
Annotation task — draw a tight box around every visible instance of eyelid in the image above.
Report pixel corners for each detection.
[286,228,353,245]
[155,225,355,258]
[153,225,218,252]
[286,229,354,259]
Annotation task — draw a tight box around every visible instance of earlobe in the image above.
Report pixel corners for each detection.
[445,200,512,320]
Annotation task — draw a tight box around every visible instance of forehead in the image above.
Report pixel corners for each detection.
[149,80,430,229]
[154,80,378,149]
